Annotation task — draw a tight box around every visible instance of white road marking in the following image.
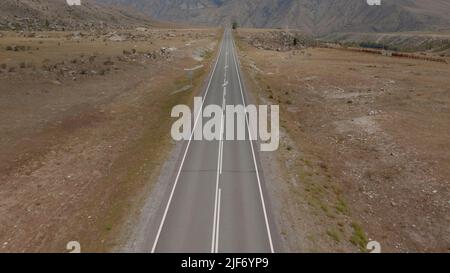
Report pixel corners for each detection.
[212,33,230,253]
[224,57,228,82]
[151,31,225,253]
[153,29,274,253]
[211,85,225,253]
[230,32,275,253]
[215,188,222,253]
[220,87,226,175]
[219,140,224,175]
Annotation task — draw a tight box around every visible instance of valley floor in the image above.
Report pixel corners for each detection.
[236,30,450,252]
[1,26,449,253]
[0,28,219,252]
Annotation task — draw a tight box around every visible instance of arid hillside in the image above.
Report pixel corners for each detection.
[98,0,450,35]
[0,0,160,31]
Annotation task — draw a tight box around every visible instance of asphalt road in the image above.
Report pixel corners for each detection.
[150,29,279,253]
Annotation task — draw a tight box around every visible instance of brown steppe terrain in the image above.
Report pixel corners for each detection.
[0,28,220,252]
[1,25,449,253]
[236,29,450,253]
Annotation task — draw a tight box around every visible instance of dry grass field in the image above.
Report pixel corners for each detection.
[0,28,220,252]
[237,29,450,252]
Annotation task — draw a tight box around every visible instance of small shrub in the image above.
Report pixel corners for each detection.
[327,229,341,243]
[350,222,368,251]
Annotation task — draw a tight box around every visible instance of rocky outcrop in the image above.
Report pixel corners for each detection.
[238,30,316,51]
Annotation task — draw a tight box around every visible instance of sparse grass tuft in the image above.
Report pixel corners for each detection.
[335,197,349,215]
[350,222,368,251]
[326,229,341,243]
[202,50,213,60]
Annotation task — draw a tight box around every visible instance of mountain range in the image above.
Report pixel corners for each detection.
[97,0,450,35]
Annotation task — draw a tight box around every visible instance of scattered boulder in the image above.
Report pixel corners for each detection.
[108,33,127,42]
[239,30,315,51]
[103,60,114,66]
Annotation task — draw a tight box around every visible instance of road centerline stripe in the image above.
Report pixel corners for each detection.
[212,30,231,252]
[212,33,228,253]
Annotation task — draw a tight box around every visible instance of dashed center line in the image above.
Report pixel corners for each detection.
[211,32,229,253]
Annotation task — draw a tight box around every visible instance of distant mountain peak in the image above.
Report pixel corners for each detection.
[97,0,450,35]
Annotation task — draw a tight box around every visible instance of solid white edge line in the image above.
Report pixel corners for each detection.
[215,188,222,253]
[230,31,275,253]
[152,30,225,253]
[212,110,224,252]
